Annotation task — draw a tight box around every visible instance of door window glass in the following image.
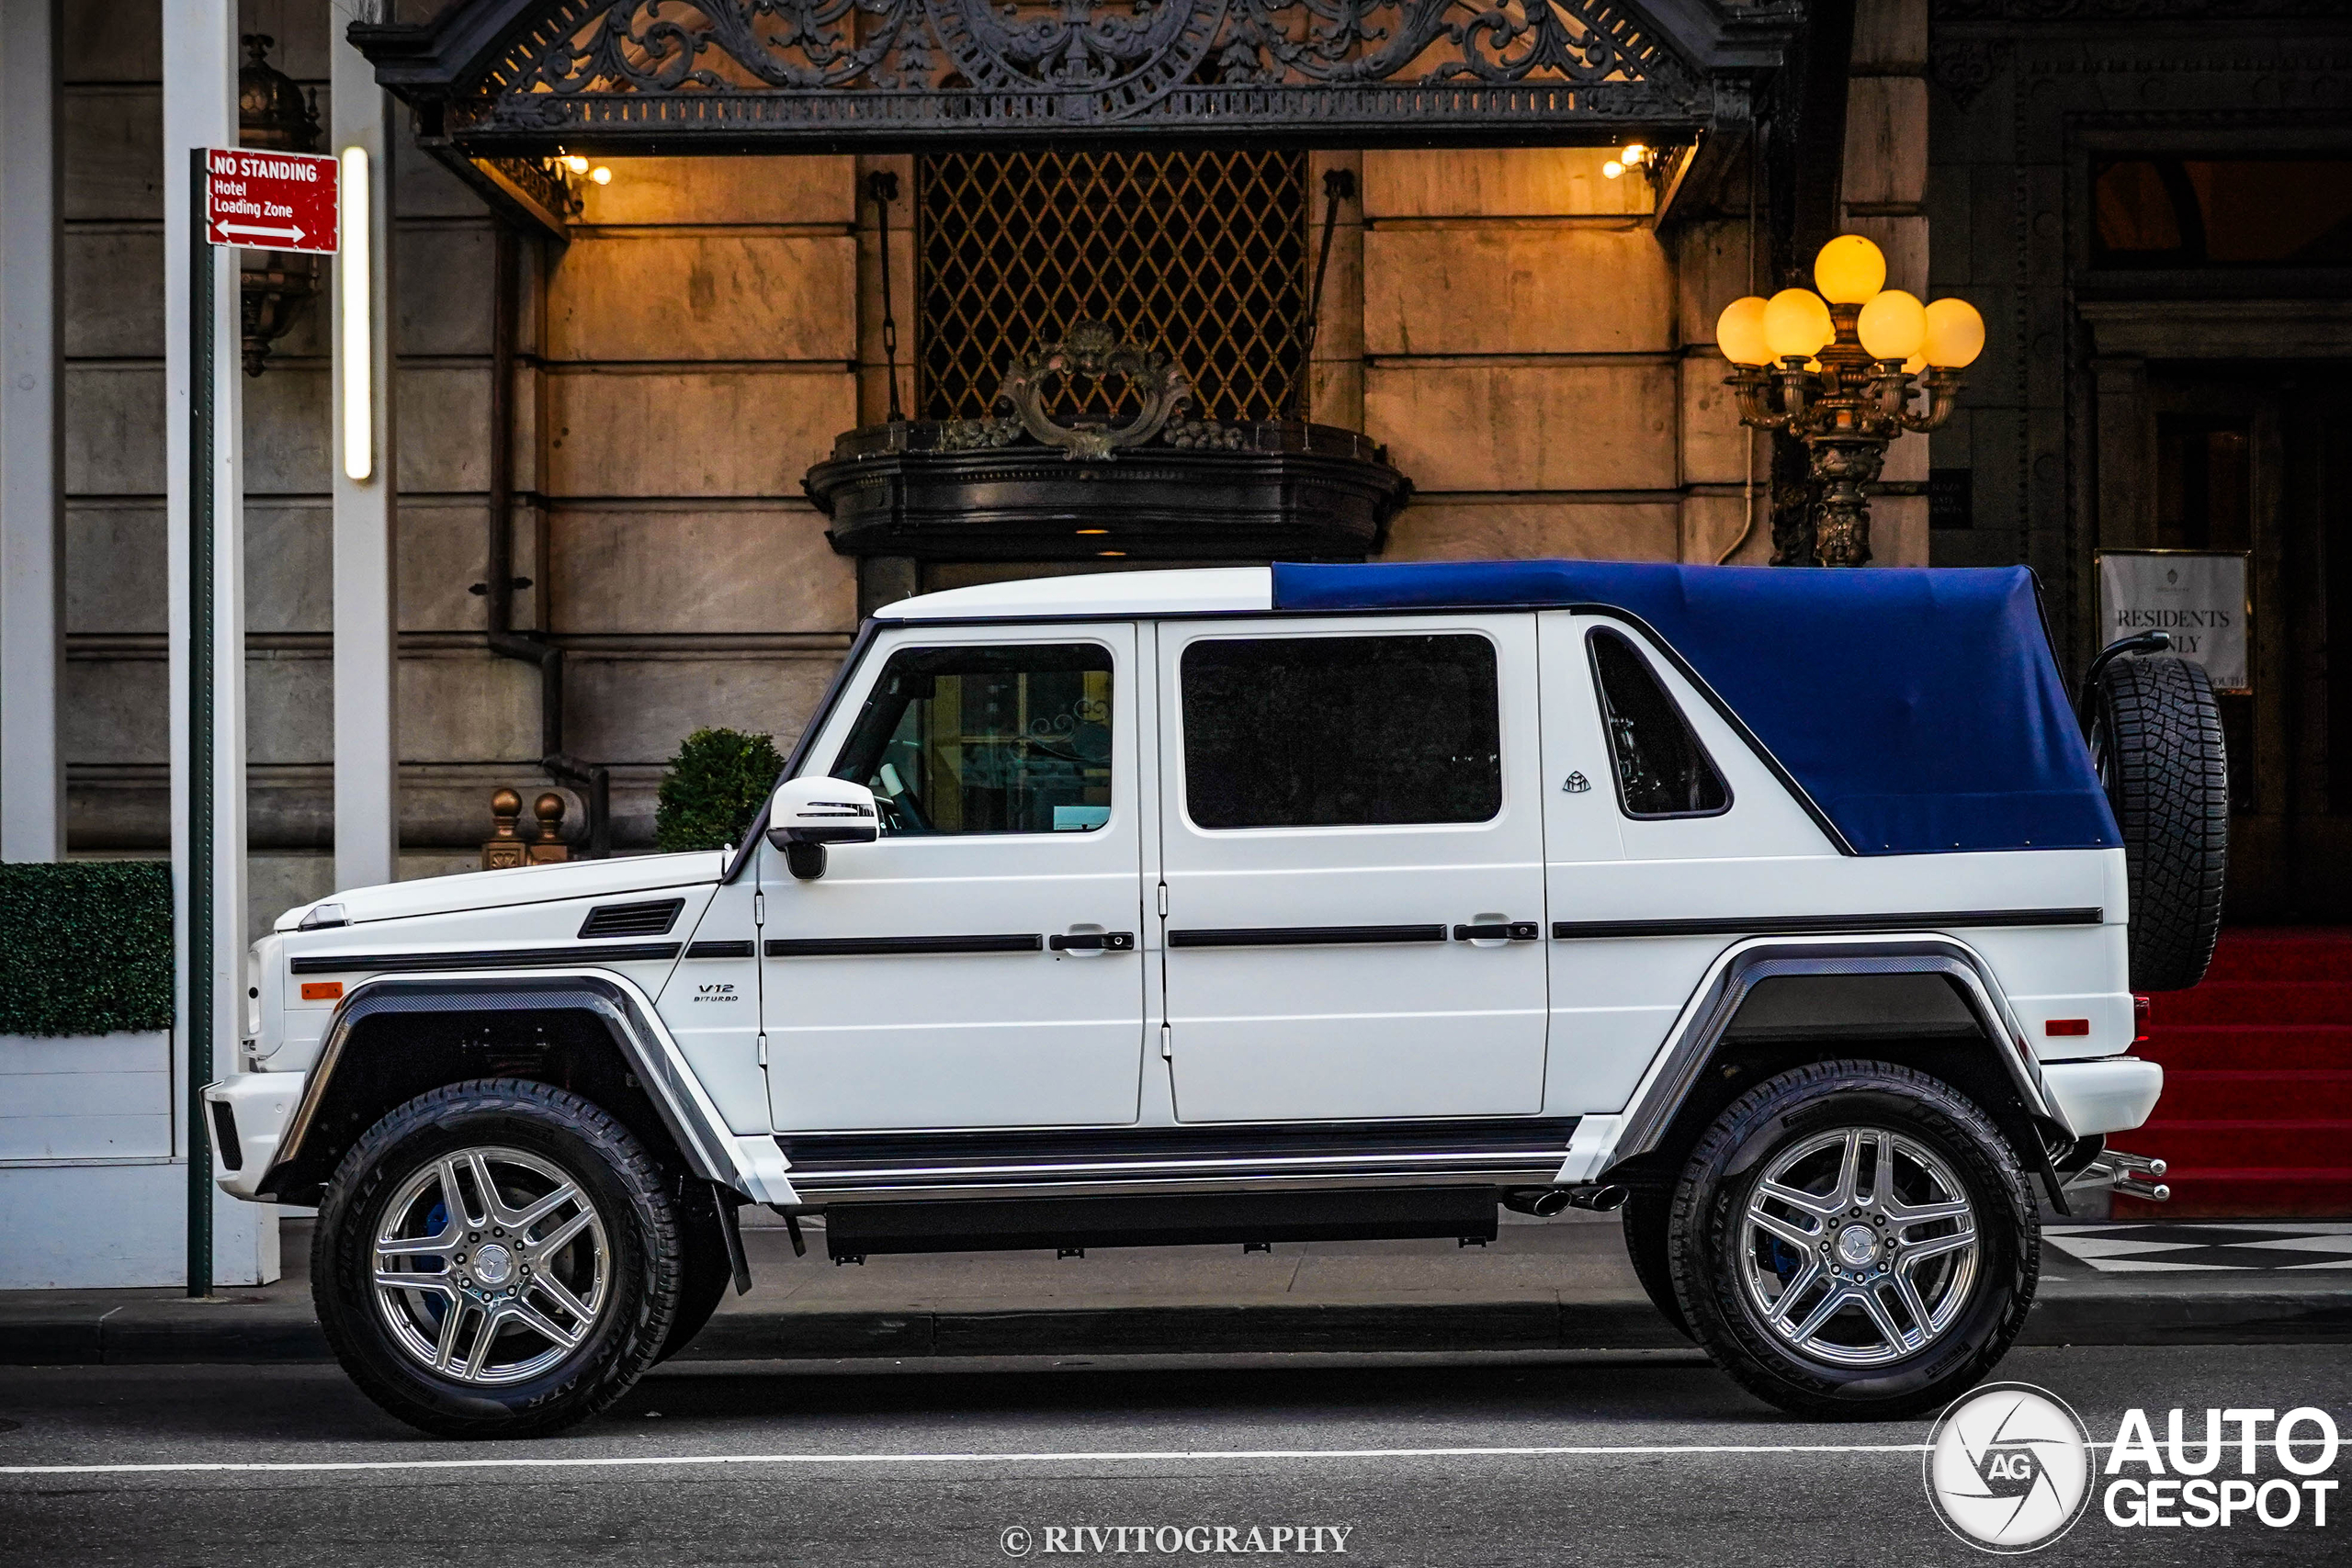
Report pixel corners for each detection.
[1588,628,1730,819]
[1182,634,1501,829]
[831,644,1114,835]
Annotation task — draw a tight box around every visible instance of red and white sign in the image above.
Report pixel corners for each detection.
[203,147,339,254]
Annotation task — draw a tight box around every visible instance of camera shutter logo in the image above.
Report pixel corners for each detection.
[1923,1382,2095,1552]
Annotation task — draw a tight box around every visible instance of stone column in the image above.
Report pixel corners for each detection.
[2090,354,2154,549]
[331,17,399,891]
[1843,0,1932,565]
[0,0,62,860]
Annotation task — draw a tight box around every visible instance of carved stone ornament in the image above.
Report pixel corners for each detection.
[1928,38,2007,107]
[956,321,1197,462]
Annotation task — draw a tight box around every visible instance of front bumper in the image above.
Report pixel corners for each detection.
[2041,1055,2164,1137]
[201,1073,302,1201]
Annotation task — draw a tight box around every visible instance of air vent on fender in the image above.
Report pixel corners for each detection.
[577,898,684,940]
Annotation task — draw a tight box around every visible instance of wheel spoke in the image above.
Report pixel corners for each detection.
[1757,1178,1846,1221]
[462,1303,508,1380]
[528,1270,594,1327]
[509,1294,583,1351]
[437,1156,484,1230]
[1854,1281,1909,1353]
[1899,1226,1975,1266]
[1787,1281,1853,1343]
[1746,1203,1822,1252]
[464,1151,523,1230]
[527,1207,594,1261]
[375,1231,458,1262]
[1885,1194,1971,1226]
[1830,1130,1864,1210]
[1767,1259,1825,1327]
[513,1181,582,1236]
[1888,1263,1935,1336]
[432,1297,470,1372]
[373,1269,456,1299]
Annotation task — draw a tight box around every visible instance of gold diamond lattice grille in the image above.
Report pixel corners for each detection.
[917,150,1309,423]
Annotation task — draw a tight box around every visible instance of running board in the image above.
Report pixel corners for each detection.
[820,1189,1503,1261]
[775,1117,1579,1201]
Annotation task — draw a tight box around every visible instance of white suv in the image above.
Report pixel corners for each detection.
[208,560,2224,1437]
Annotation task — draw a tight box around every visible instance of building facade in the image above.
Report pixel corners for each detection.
[3,0,2346,929]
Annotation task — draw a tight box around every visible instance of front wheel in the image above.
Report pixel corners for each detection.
[313,1078,684,1438]
[1667,1061,2039,1421]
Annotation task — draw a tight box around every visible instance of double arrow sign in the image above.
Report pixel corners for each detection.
[202,146,339,254]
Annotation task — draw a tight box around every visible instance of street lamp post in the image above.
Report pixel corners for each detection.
[1716,235,1985,567]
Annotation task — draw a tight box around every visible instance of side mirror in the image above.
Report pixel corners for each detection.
[765,776,880,881]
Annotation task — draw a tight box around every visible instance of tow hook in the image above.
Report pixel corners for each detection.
[2067,1147,2171,1203]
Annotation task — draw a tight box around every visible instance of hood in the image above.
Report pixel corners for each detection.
[274,850,731,932]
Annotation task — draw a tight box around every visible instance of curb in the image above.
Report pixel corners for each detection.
[6,1291,2350,1367]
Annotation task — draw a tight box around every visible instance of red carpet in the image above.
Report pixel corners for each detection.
[2118,929,2352,1217]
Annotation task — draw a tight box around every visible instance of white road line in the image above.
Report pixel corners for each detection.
[0,1442,1942,1478]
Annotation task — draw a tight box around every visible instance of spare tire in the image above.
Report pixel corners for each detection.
[2086,654,2228,990]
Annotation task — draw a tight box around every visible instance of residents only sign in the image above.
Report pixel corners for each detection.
[2097,550,2250,693]
[203,147,338,254]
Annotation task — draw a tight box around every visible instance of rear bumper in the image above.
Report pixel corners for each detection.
[2041,1055,2164,1137]
[201,1073,302,1201]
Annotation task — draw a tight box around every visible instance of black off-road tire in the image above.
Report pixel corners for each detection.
[653,1180,735,1365]
[1667,1061,2040,1421]
[313,1078,683,1438]
[2089,654,2228,991]
[1620,1190,1691,1340]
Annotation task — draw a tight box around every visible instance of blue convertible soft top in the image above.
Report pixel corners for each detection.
[1271,560,2119,857]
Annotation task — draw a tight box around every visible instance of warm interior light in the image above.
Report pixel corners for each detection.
[339,146,372,482]
[1924,297,1987,367]
[1813,234,1888,304]
[1075,528,1109,536]
[1714,296,1773,367]
[1602,161,1624,180]
[560,153,589,174]
[1762,288,1835,360]
[1623,143,1646,161]
[1856,288,1928,361]
[590,165,612,186]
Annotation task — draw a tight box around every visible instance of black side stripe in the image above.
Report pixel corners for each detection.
[1169,924,1449,949]
[764,933,1044,957]
[1550,908,2105,941]
[684,940,756,959]
[290,943,683,975]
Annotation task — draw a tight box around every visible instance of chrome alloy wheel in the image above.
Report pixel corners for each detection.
[1737,1127,1979,1368]
[370,1145,610,1386]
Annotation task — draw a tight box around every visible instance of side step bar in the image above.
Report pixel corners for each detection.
[820,1188,1501,1262]
[777,1117,1579,1202]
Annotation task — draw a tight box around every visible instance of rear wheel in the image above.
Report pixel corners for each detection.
[313,1078,683,1438]
[1668,1061,2038,1420]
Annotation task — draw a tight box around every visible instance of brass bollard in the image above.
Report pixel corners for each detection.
[481,787,528,870]
[528,792,571,864]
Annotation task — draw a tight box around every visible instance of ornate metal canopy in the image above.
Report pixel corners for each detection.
[355,0,1795,231]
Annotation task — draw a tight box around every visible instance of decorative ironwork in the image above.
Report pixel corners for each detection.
[919,149,1308,423]
[380,0,1710,148]
[954,321,1199,461]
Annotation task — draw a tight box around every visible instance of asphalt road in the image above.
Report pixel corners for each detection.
[4,1344,2346,1566]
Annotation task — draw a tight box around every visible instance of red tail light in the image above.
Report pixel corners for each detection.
[2132,994,2151,1046]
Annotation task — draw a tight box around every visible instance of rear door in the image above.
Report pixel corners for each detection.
[1155,614,1550,1122]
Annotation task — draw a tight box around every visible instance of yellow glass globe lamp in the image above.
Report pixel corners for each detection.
[1762,288,1835,361]
[1813,234,1887,305]
[1856,289,1927,362]
[1715,297,1773,367]
[1924,297,1986,368]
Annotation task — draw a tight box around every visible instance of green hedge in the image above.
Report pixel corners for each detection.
[654,727,785,852]
[0,862,175,1036]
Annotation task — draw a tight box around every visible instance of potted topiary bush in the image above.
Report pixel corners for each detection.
[653,727,786,852]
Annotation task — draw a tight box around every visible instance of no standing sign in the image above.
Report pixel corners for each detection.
[203,147,339,253]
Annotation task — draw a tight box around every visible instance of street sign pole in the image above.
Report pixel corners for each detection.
[186,147,215,1299]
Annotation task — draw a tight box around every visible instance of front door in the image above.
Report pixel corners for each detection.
[761,625,1148,1131]
[1155,614,1551,1122]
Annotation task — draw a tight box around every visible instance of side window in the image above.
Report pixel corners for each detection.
[1182,634,1501,829]
[830,644,1114,835]
[1588,628,1730,819]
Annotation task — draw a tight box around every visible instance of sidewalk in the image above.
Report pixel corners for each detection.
[9,1210,2350,1367]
